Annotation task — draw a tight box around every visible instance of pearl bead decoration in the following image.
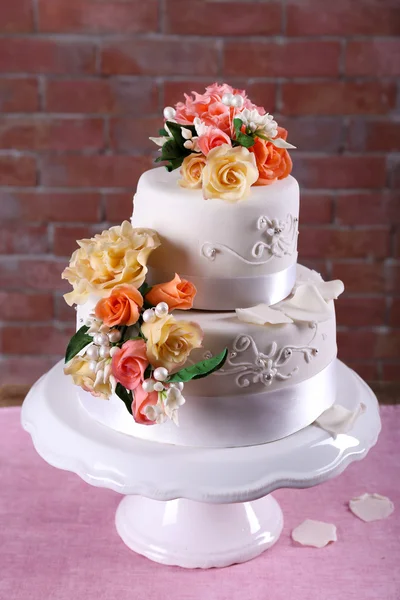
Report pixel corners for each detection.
[221,92,234,106]
[232,94,244,109]
[163,106,176,120]
[108,329,121,343]
[142,379,155,393]
[86,345,99,360]
[153,367,169,382]
[155,302,169,318]
[93,332,109,346]
[99,345,110,359]
[154,382,165,392]
[143,308,156,323]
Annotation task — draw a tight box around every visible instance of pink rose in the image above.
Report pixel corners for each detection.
[198,127,232,155]
[133,384,159,426]
[111,339,149,391]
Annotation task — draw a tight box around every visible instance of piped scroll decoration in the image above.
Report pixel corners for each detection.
[201,214,298,266]
[205,333,318,388]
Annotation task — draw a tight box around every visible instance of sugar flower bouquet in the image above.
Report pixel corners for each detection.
[62,221,227,426]
[150,82,296,203]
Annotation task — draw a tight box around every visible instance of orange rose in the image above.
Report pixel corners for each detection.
[95,284,143,327]
[133,384,159,425]
[249,127,293,186]
[145,274,196,311]
[111,339,149,391]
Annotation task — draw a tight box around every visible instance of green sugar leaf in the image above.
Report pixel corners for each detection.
[115,383,133,416]
[168,348,228,383]
[65,325,92,363]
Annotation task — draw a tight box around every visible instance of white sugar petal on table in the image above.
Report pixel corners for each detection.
[315,402,366,435]
[292,519,337,548]
[236,304,293,325]
[349,493,394,522]
[274,284,332,322]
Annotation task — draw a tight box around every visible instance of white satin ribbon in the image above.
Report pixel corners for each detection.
[79,360,337,448]
[149,262,297,310]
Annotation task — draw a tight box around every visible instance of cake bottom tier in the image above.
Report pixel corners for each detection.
[79,359,336,448]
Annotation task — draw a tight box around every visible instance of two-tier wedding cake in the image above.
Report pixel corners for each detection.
[62,83,344,447]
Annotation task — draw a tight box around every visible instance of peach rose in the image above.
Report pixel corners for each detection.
[198,127,232,156]
[141,314,203,372]
[249,127,293,186]
[62,221,160,306]
[145,274,196,311]
[95,285,143,327]
[64,355,112,399]
[133,384,159,426]
[111,339,149,391]
[178,153,206,189]
[202,144,258,203]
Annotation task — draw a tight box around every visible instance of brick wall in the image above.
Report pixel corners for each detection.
[0,0,399,386]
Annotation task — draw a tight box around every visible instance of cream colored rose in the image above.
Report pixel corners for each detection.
[178,153,206,189]
[64,355,113,399]
[202,144,258,203]
[62,221,160,306]
[141,314,203,373]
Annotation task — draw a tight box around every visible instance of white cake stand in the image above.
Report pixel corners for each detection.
[21,359,380,569]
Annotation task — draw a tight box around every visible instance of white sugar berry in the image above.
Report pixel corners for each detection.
[143,308,156,323]
[153,382,164,392]
[153,367,169,382]
[86,345,99,360]
[108,329,121,343]
[142,379,155,393]
[155,302,169,318]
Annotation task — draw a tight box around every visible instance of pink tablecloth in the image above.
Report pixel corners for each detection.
[0,406,399,600]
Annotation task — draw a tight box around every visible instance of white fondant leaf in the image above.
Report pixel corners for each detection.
[236,304,293,326]
[292,519,337,548]
[275,283,332,323]
[315,402,366,435]
[317,279,345,301]
[349,493,394,522]
[270,137,296,149]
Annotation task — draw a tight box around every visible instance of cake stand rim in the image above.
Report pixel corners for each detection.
[21,359,381,503]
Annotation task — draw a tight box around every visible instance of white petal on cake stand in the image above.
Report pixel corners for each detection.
[274,284,332,322]
[292,519,337,548]
[349,493,394,522]
[21,359,380,569]
[315,402,366,435]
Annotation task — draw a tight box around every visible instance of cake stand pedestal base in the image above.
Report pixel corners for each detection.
[115,495,283,568]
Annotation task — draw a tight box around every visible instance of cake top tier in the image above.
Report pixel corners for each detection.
[150,82,295,203]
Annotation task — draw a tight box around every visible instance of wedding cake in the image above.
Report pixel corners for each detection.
[62,83,344,448]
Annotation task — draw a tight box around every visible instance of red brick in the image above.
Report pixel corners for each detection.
[38,0,158,33]
[375,331,400,359]
[54,294,76,323]
[1,324,74,355]
[281,81,396,116]
[0,258,68,291]
[389,299,400,327]
[346,40,400,76]
[331,262,385,294]
[40,155,153,188]
[391,157,400,189]
[0,117,104,151]
[164,0,281,35]
[299,193,333,224]
[105,192,133,222]
[0,356,57,385]
[45,78,159,115]
[0,292,53,321]
[53,225,98,257]
[337,330,377,361]
[0,156,36,186]
[294,156,386,189]
[223,41,340,77]
[0,0,33,32]
[349,119,400,152]
[286,0,400,36]
[0,191,101,223]
[299,227,389,259]
[0,39,96,75]
[336,192,400,226]
[102,39,219,76]
[110,117,160,151]
[381,364,400,382]
[279,117,343,152]
[0,78,39,112]
[336,297,386,327]
[0,225,48,254]
[346,362,380,382]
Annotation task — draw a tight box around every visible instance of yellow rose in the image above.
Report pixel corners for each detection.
[141,314,203,372]
[178,153,206,189]
[202,144,258,203]
[62,221,160,306]
[64,355,112,399]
